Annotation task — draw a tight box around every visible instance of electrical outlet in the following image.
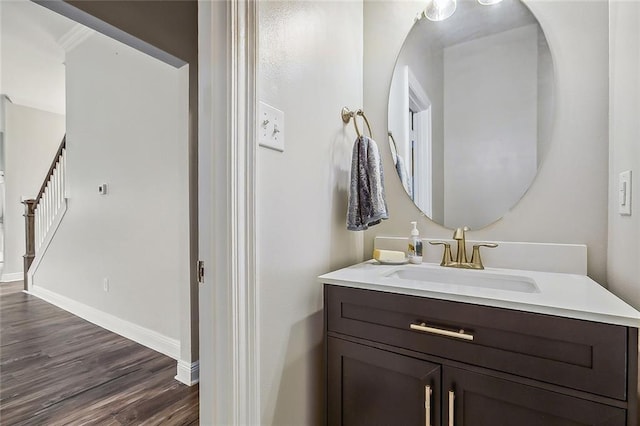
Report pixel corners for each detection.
[103,278,109,292]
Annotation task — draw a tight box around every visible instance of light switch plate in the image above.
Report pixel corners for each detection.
[258,101,284,152]
[619,170,632,215]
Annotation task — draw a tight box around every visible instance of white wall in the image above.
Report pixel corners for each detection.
[0,0,70,115]
[443,25,538,230]
[258,1,363,423]
[2,100,65,280]
[33,32,189,346]
[607,0,640,309]
[364,0,610,284]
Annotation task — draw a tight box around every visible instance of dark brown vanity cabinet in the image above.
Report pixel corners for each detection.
[324,284,639,426]
[443,366,627,425]
[328,338,441,426]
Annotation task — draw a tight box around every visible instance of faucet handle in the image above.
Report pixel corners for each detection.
[452,226,470,237]
[470,243,498,270]
[453,227,463,240]
[429,241,453,266]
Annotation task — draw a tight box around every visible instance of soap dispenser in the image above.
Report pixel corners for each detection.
[408,221,423,264]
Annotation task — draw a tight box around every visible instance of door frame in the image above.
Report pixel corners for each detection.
[30,0,198,385]
[407,69,432,217]
[198,1,260,424]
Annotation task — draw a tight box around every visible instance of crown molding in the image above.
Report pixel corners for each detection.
[58,23,95,52]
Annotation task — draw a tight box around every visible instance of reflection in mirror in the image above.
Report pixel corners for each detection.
[388,0,554,230]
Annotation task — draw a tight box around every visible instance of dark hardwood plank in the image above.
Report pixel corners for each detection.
[0,282,198,425]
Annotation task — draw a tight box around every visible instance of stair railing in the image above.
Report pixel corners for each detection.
[23,136,66,289]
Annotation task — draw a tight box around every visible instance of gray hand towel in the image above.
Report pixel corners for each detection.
[395,154,412,197]
[347,135,389,231]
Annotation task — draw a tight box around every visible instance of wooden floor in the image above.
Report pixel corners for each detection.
[0,282,199,425]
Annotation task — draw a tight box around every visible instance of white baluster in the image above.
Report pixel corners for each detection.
[40,207,43,250]
[51,172,56,222]
[44,186,50,231]
[41,191,46,240]
[42,190,47,236]
[49,179,53,228]
[55,166,59,212]
[49,175,54,227]
[38,205,42,249]
[37,205,42,250]
[58,161,62,203]
[46,186,50,232]
[35,206,39,252]
[61,150,66,199]
[52,172,56,209]
[51,168,57,218]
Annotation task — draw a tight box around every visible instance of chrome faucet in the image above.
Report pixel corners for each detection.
[430,227,498,270]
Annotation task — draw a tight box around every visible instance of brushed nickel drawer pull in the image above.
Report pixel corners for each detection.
[448,390,455,426]
[425,385,432,426]
[410,323,474,341]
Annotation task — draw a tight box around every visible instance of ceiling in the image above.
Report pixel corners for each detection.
[409,0,538,50]
[1,0,78,115]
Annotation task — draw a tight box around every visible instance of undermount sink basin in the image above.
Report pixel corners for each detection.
[384,266,540,293]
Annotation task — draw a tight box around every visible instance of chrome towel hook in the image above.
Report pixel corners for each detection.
[341,107,373,139]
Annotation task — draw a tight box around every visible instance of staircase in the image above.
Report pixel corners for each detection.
[23,136,67,289]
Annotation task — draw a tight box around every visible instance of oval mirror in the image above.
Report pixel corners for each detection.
[388,0,554,230]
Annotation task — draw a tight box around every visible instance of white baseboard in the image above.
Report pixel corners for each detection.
[27,285,180,360]
[175,359,200,386]
[1,272,23,283]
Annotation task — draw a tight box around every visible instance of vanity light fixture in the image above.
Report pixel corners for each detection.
[477,0,503,5]
[423,0,457,21]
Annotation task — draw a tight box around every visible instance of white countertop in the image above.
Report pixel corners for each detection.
[318,261,640,328]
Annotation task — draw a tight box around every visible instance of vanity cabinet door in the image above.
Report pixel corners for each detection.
[443,366,627,426]
[327,337,441,426]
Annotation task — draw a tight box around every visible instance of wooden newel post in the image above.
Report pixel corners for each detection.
[22,199,36,290]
